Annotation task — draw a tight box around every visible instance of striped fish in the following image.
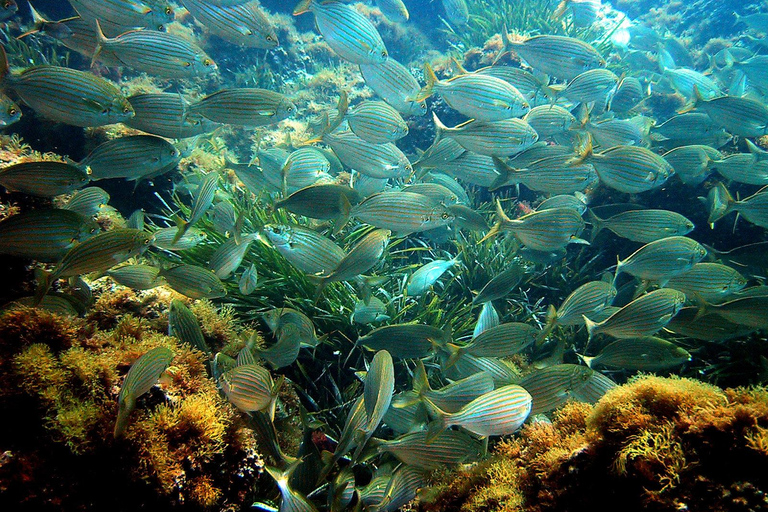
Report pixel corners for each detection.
[438,348,519,384]
[334,396,367,460]
[491,155,597,194]
[0,209,98,262]
[610,76,644,113]
[255,323,302,369]
[420,172,470,203]
[473,262,526,304]
[125,93,219,138]
[174,171,218,243]
[220,363,279,415]
[281,147,333,194]
[581,337,691,371]
[469,65,547,104]
[375,0,409,22]
[182,0,278,48]
[548,68,619,105]
[264,459,318,512]
[524,105,578,138]
[404,362,495,413]
[440,151,498,188]
[168,299,209,353]
[554,0,600,27]
[322,130,412,179]
[662,145,720,185]
[375,465,424,512]
[359,58,427,116]
[81,135,180,181]
[63,186,110,218]
[377,430,483,470]
[262,224,345,275]
[449,203,489,232]
[711,152,768,186]
[315,229,390,293]
[615,236,707,284]
[696,295,768,329]
[441,0,469,25]
[93,22,216,79]
[406,254,461,296]
[363,350,395,436]
[550,280,616,326]
[70,0,175,30]
[537,193,588,214]
[400,183,459,205]
[188,88,295,127]
[0,92,20,127]
[575,139,673,194]
[358,323,449,359]
[663,67,721,99]
[665,263,747,302]
[209,233,258,279]
[664,306,756,341]
[589,209,694,243]
[426,384,532,438]
[518,364,611,415]
[650,113,730,146]
[729,54,768,91]
[294,0,388,64]
[684,86,768,137]
[31,13,124,67]
[503,34,606,81]
[262,307,320,348]
[275,184,360,230]
[0,46,134,127]
[159,264,227,299]
[352,297,389,324]
[107,264,162,290]
[239,263,259,295]
[484,201,587,252]
[421,63,529,121]
[350,191,454,235]
[720,185,768,228]
[433,113,539,157]
[584,288,687,340]
[114,346,174,437]
[461,322,539,358]
[152,227,206,251]
[584,116,650,149]
[0,161,89,197]
[342,99,409,143]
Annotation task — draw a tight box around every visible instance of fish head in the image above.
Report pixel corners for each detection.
[394,120,409,139]
[726,274,749,295]
[109,97,136,123]
[276,98,297,122]
[153,3,176,25]
[261,224,292,248]
[1,0,17,16]
[369,45,389,64]
[0,99,21,127]
[194,54,218,76]
[263,29,279,48]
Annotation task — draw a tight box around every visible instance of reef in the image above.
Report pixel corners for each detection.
[420,375,768,512]
[0,285,282,511]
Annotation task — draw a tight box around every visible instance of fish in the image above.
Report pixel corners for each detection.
[452,322,539,359]
[523,105,578,138]
[0,161,89,197]
[546,68,619,106]
[377,430,483,470]
[697,294,768,330]
[554,0,600,27]
[548,280,617,327]
[734,10,768,33]
[313,229,390,296]
[239,264,259,295]
[491,155,598,194]
[583,115,651,149]
[406,254,461,296]
[432,113,539,157]
[726,54,768,92]
[338,95,409,144]
[114,346,174,437]
[518,364,614,415]
[262,307,321,349]
[0,0,17,22]
[581,337,691,371]
[70,0,175,30]
[168,299,209,353]
[589,209,694,243]
[375,0,409,22]
[484,201,587,252]
[159,264,227,299]
[425,384,531,438]
[294,0,388,64]
[439,152,499,188]
[709,151,768,186]
[80,135,180,181]
[359,58,427,116]
[280,148,333,195]
[401,183,460,206]
[352,297,390,324]
[503,33,606,81]
[448,203,489,232]
[209,233,258,279]
[152,227,207,251]
[174,171,218,243]
[261,224,346,275]
[662,67,722,99]
[713,184,768,228]
[358,323,449,359]
[320,130,412,179]
[220,363,280,418]
[0,209,99,262]
[441,0,469,25]
[188,88,295,127]
[107,264,162,290]
[614,236,707,285]
[350,192,454,235]
[537,193,589,215]
[125,93,219,139]
[181,0,278,48]
[63,187,111,218]
[420,63,530,121]
[610,76,644,113]
[584,288,687,340]
[93,22,216,79]
[264,459,319,512]
[663,262,747,302]
[662,145,720,185]
[0,46,133,127]
[650,113,731,147]
[255,323,302,369]
[375,465,425,512]
[473,262,526,304]
[664,306,757,341]
[683,86,768,137]
[0,92,21,127]
[359,350,395,455]
[573,138,673,194]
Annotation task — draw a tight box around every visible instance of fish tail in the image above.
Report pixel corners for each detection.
[431,112,447,147]
[19,3,48,38]
[171,215,189,244]
[412,360,430,395]
[570,134,594,165]
[0,45,9,83]
[91,19,108,68]
[293,0,313,15]
[267,375,284,422]
[612,255,622,288]
[423,398,448,442]
[309,275,328,304]
[334,193,351,235]
[586,209,604,242]
[494,24,513,63]
[478,199,509,243]
[413,62,437,102]
[678,84,704,114]
[113,397,135,438]
[32,268,53,306]
[265,457,302,488]
[574,102,590,130]
[303,111,331,145]
[553,0,569,19]
[576,353,595,369]
[329,90,348,133]
[490,156,515,191]
[535,305,558,347]
[450,56,469,75]
[583,315,598,343]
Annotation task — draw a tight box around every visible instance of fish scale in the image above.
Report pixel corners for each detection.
[585,288,687,340]
[360,58,427,116]
[505,34,605,81]
[126,93,218,139]
[323,130,412,179]
[182,0,278,48]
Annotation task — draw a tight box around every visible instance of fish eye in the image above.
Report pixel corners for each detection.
[266,35,273,42]
[144,238,151,245]
[165,6,172,14]
[123,106,131,113]
[204,59,213,66]
[184,61,191,67]
[381,51,387,58]
[441,212,450,220]
[157,24,165,31]
[8,107,16,116]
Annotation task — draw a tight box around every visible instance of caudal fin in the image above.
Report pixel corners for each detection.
[478,199,510,243]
